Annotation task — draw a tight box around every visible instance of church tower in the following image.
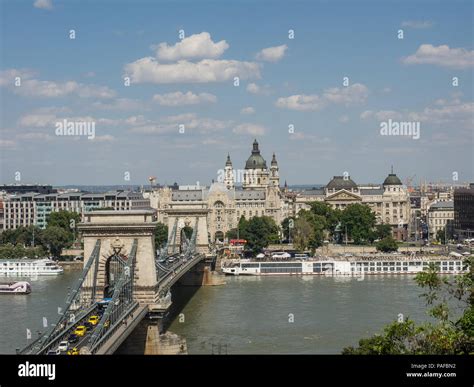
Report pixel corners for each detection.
[224,154,234,190]
[270,153,280,188]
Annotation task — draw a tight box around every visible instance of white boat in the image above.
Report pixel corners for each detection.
[0,281,31,294]
[222,257,467,276]
[0,258,64,276]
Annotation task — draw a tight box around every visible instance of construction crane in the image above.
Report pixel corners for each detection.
[148,176,157,189]
[405,174,416,193]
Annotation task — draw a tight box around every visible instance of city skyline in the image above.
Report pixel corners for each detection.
[0,0,473,186]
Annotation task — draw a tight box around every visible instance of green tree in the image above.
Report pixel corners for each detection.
[42,226,71,258]
[343,258,474,354]
[239,216,279,254]
[47,210,81,244]
[293,217,314,251]
[436,229,446,244]
[154,222,168,249]
[340,204,376,244]
[376,236,399,252]
[281,217,295,242]
[375,224,392,240]
[309,202,341,236]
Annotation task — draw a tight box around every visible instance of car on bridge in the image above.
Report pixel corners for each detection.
[88,315,100,326]
[58,341,69,352]
[47,349,60,355]
[74,326,87,337]
[68,334,79,344]
[67,347,79,355]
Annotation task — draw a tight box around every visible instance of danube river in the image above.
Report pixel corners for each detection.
[0,272,437,354]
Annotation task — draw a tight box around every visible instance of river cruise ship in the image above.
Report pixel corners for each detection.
[0,259,64,276]
[222,256,467,276]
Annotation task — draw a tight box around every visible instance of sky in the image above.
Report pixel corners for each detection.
[0,0,473,187]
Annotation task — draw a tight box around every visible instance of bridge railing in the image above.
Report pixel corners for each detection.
[90,301,141,354]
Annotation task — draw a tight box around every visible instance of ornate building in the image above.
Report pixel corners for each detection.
[147,140,411,242]
[149,140,283,243]
[293,171,410,239]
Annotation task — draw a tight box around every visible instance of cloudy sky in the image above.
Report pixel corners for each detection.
[0,0,472,186]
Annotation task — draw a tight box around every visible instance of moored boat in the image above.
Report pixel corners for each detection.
[0,258,64,276]
[222,256,468,276]
[0,281,31,294]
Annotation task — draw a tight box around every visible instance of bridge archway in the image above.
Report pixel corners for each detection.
[104,251,127,298]
[79,210,159,307]
[164,209,210,253]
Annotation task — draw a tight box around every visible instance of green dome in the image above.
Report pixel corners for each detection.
[245,139,267,169]
[383,173,402,185]
[326,176,357,190]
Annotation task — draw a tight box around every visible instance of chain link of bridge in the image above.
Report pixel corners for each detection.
[19,210,209,355]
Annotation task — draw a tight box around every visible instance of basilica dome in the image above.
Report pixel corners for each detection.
[245,139,267,169]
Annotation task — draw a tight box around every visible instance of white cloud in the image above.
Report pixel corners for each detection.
[360,98,473,129]
[256,44,288,62]
[401,20,434,29]
[16,132,53,141]
[93,98,145,111]
[402,44,474,69]
[0,69,36,86]
[360,110,402,121]
[0,139,16,148]
[130,113,231,135]
[154,32,229,61]
[246,82,270,95]
[240,107,255,115]
[232,123,266,136]
[276,83,368,111]
[91,135,115,142]
[152,91,217,106]
[34,0,53,10]
[124,57,260,84]
[339,115,349,123]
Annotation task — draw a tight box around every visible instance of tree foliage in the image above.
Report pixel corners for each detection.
[340,203,376,244]
[376,236,399,252]
[154,222,168,249]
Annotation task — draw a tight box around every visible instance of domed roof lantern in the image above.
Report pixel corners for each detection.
[271,152,278,166]
[226,153,232,166]
[245,139,267,169]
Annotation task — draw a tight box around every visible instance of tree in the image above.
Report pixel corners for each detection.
[154,222,168,249]
[375,224,392,240]
[293,217,314,251]
[309,202,341,236]
[239,216,279,254]
[47,211,81,244]
[41,226,71,258]
[376,237,399,252]
[281,217,295,242]
[340,204,376,244]
[436,229,446,244]
[343,257,474,354]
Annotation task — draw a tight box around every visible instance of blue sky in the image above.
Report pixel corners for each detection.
[0,0,473,186]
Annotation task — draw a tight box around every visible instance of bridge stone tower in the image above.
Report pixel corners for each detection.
[164,208,210,253]
[79,210,161,309]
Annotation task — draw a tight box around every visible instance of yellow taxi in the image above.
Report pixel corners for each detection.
[88,315,100,326]
[74,326,87,337]
[67,347,79,355]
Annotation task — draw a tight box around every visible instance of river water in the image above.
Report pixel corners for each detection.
[0,272,437,354]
